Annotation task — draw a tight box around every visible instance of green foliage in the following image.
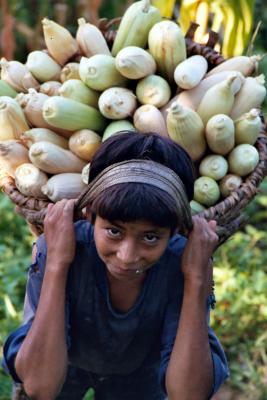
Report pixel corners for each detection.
[0,194,33,400]
[212,178,267,399]
[254,0,267,52]
[99,0,134,19]
[0,193,33,398]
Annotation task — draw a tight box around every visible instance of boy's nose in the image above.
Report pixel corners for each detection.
[116,240,140,268]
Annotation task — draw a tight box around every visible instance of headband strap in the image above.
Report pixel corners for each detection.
[75,159,193,235]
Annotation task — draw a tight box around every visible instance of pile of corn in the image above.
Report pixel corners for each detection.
[0,0,266,212]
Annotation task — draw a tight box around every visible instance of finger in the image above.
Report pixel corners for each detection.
[44,203,55,219]
[64,199,76,208]
[44,203,53,220]
[47,203,54,211]
[44,201,67,226]
[208,220,217,232]
[49,199,68,216]
[192,216,210,231]
[63,199,76,214]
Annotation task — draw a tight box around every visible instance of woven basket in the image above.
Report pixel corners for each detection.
[1,21,267,244]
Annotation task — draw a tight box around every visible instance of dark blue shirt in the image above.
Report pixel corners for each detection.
[3,220,229,396]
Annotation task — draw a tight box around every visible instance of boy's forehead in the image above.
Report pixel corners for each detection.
[98,217,170,233]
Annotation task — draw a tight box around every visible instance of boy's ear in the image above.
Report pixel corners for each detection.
[85,206,92,222]
[85,207,96,225]
[170,227,179,237]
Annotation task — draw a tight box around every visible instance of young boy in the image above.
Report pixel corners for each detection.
[3,131,229,400]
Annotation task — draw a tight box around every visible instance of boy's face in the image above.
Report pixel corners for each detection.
[94,216,171,281]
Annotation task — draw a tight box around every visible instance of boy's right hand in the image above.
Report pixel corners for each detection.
[44,199,76,273]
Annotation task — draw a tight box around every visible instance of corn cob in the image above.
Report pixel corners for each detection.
[111,0,161,56]
[42,97,107,133]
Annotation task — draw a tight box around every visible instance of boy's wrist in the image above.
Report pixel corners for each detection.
[45,259,71,279]
[183,277,208,301]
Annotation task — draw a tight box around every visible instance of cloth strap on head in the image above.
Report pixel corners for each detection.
[75,159,193,235]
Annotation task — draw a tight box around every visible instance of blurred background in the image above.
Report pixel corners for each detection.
[0,1,267,399]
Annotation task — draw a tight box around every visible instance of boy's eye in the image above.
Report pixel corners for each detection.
[143,234,159,244]
[107,228,121,238]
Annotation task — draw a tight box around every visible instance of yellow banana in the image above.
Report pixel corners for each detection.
[233,9,246,55]
[151,0,176,18]
[179,0,201,34]
[210,2,224,33]
[239,0,255,49]
[178,0,255,57]
[220,1,239,58]
[194,1,210,43]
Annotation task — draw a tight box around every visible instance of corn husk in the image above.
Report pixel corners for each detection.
[0,96,27,118]
[115,46,156,79]
[111,0,161,56]
[0,80,18,98]
[26,51,61,82]
[166,102,206,161]
[82,163,90,184]
[0,140,30,178]
[199,155,228,181]
[40,81,62,96]
[16,89,52,129]
[219,174,243,198]
[148,20,186,83]
[102,120,136,141]
[20,128,69,149]
[133,104,168,137]
[42,18,79,66]
[228,144,259,177]
[15,163,48,199]
[136,75,171,108]
[69,130,101,161]
[234,109,262,145]
[206,55,262,78]
[98,88,137,119]
[194,176,220,207]
[174,55,208,89]
[21,72,41,92]
[190,200,206,215]
[230,75,267,120]
[59,79,100,107]
[42,173,86,202]
[197,73,237,125]
[79,55,127,91]
[42,96,107,133]
[0,58,39,93]
[29,141,86,174]
[60,63,80,82]
[161,71,245,117]
[76,18,111,57]
[205,114,235,155]
[0,97,30,140]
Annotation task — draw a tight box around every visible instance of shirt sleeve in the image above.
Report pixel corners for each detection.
[2,239,44,383]
[159,293,229,398]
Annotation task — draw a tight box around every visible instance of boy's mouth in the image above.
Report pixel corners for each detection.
[109,263,143,275]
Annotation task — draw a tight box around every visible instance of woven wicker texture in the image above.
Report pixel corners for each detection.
[1,22,267,245]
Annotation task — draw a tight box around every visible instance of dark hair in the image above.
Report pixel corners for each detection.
[89,131,195,231]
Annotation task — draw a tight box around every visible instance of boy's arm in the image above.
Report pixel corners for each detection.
[14,199,76,400]
[165,266,213,400]
[165,217,225,400]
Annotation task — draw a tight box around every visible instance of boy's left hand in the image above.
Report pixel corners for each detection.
[181,216,218,290]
